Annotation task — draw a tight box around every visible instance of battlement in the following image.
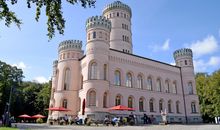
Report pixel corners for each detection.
[58,40,82,53]
[86,16,111,31]
[53,60,58,66]
[103,1,132,17]
[173,48,193,60]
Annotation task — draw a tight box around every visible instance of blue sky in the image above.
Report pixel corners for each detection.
[0,0,220,83]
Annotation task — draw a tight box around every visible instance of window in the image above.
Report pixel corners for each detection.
[126,73,132,87]
[122,35,125,41]
[90,62,97,79]
[64,68,70,90]
[104,64,107,80]
[128,96,133,108]
[103,92,107,108]
[99,31,102,38]
[147,77,153,91]
[188,82,193,94]
[176,101,180,113]
[81,76,83,89]
[114,70,121,86]
[172,82,177,94]
[191,102,196,113]
[124,14,126,18]
[89,90,96,106]
[117,12,119,17]
[115,95,121,106]
[137,75,143,89]
[159,99,163,112]
[149,98,154,112]
[165,80,170,93]
[156,79,162,92]
[62,99,67,108]
[139,98,144,112]
[168,100,172,113]
[185,60,187,65]
[88,33,90,40]
[93,31,96,39]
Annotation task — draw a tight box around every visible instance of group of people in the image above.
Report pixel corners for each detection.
[142,114,155,124]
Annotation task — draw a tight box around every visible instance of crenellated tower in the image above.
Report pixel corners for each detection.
[51,40,83,118]
[173,48,201,122]
[103,1,132,53]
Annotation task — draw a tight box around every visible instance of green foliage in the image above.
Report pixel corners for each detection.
[0,0,96,39]
[0,60,24,118]
[196,69,220,120]
[0,127,18,130]
[0,60,51,120]
[36,118,43,123]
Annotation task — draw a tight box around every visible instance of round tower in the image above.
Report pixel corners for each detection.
[86,15,111,55]
[52,40,83,118]
[173,48,201,122]
[103,1,132,53]
[173,48,194,69]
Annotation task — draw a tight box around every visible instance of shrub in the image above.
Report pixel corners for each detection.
[36,118,43,124]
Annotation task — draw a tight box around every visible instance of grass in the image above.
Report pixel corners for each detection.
[0,127,18,130]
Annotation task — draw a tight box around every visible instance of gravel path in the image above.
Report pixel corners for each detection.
[14,123,220,130]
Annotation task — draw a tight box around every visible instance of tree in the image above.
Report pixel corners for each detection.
[0,0,96,39]
[0,60,24,117]
[196,70,220,122]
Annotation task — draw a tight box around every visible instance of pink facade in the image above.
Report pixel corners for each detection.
[49,1,202,123]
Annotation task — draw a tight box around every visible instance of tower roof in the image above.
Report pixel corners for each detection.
[86,16,111,31]
[173,48,193,60]
[103,1,132,17]
[58,40,82,53]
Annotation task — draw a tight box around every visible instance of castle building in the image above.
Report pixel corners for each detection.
[49,1,202,123]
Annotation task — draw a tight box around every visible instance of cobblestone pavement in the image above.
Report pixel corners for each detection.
[13,123,220,130]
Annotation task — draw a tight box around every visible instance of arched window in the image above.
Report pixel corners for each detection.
[128,96,133,108]
[168,100,172,113]
[104,64,107,80]
[147,77,153,90]
[176,101,180,113]
[88,33,90,40]
[117,12,119,17]
[188,82,193,94]
[90,62,97,79]
[159,99,163,112]
[137,75,143,89]
[89,90,96,106]
[114,70,121,86]
[139,98,144,112]
[126,73,132,87]
[165,80,170,93]
[93,31,96,39]
[149,98,154,112]
[191,102,196,113]
[172,82,177,94]
[64,68,70,90]
[115,95,121,106]
[62,99,67,108]
[103,92,107,108]
[156,79,162,92]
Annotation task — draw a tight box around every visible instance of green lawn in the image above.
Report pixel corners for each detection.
[0,127,18,130]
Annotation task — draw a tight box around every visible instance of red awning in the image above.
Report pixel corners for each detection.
[109,105,135,111]
[18,114,31,118]
[31,114,46,118]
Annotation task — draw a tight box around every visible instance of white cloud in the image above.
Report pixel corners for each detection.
[170,62,176,66]
[33,76,49,83]
[150,39,170,52]
[162,39,170,51]
[12,61,26,70]
[189,35,219,57]
[208,56,220,66]
[194,56,220,72]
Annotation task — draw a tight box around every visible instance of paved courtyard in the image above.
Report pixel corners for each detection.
[13,123,220,130]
